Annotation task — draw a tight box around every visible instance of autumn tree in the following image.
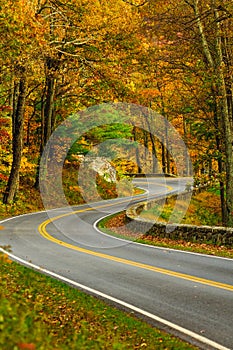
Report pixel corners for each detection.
[33,0,143,186]
[1,0,145,197]
[136,0,233,225]
[180,0,233,224]
[0,0,48,203]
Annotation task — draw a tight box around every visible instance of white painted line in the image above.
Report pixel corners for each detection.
[0,210,47,223]
[1,206,232,262]
[0,247,230,350]
[94,215,233,261]
[0,188,147,225]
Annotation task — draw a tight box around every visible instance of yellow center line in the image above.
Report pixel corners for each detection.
[38,188,233,293]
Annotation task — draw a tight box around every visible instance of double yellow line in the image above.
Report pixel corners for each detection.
[38,190,233,293]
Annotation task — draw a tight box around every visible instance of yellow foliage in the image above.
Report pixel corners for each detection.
[20,156,36,172]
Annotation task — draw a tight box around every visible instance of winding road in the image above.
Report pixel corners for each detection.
[0,177,233,350]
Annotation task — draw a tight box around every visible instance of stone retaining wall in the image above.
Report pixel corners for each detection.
[126,193,233,247]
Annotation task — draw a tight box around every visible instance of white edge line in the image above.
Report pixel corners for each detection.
[93,215,233,261]
[0,187,148,225]
[0,247,230,350]
[1,203,232,262]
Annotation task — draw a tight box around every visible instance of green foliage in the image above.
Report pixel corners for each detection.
[68,123,133,160]
[207,185,221,196]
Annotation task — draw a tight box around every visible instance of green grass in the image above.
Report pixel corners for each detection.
[0,253,197,350]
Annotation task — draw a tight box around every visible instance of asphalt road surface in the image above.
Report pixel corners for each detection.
[1,177,233,350]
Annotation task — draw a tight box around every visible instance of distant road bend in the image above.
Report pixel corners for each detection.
[0,177,233,350]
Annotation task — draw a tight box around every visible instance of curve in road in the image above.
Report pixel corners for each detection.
[1,177,233,350]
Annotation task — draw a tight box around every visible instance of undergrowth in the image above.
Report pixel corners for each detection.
[140,190,222,226]
[98,189,233,258]
[0,253,197,350]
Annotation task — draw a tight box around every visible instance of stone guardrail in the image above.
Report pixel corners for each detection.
[126,192,233,247]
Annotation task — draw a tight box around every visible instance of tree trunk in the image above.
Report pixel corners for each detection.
[132,126,142,173]
[34,58,57,189]
[161,141,166,174]
[182,116,190,176]
[213,94,227,224]
[143,129,149,171]
[165,127,170,174]
[143,110,158,173]
[213,5,233,226]
[3,72,27,204]
[187,0,233,225]
[156,84,170,174]
[150,133,158,173]
[43,74,56,148]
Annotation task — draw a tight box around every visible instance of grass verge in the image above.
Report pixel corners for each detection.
[0,253,197,350]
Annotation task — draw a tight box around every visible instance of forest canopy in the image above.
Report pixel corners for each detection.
[0,0,233,226]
